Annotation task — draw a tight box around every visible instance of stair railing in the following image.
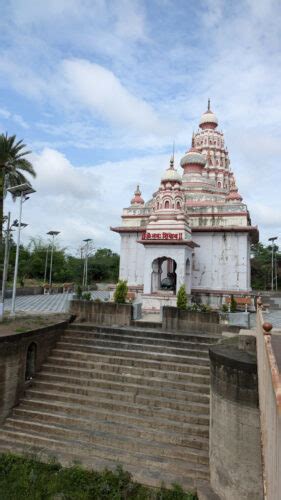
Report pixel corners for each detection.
[256,300,281,500]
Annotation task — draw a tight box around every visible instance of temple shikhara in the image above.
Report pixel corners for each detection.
[111,101,258,310]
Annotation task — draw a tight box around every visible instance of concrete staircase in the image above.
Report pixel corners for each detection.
[0,324,219,491]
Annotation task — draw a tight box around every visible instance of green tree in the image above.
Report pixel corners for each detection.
[0,133,36,241]
[177,285,188,309]
[251,242,281,290]
[88,248,120,282]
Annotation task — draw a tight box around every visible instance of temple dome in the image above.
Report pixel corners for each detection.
[180,148,206,167]
[199,99,218,129]
[161,157,182,182]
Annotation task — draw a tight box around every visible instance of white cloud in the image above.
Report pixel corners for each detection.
[59,58,166,134]
[0,107,29,129]
[5,148,169,252]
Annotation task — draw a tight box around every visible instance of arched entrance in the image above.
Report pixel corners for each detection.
[185,258,191,291]
[25,342,37,381]
[151,257,177,293]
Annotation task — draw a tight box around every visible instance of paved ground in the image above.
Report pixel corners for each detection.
[250,310,281,330]
[3,291,110,315]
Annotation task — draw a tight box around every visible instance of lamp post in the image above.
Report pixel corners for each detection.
[0,213,11,321]
[47,231,60,289]
[82,239,92,289]
[8,183,36,317]
[44,245,49,284]
[268,237,278,291]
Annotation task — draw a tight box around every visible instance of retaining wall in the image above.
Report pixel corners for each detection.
[209,336,263,499]
[70,300,133,326]
[162,306,239,334]
[0,322,67,423]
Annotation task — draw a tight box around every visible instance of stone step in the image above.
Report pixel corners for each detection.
[53,345,210,367]
[63,330,213,350]
[0,438,207,490]
[6,413,208,451]
[24,389,210,419]
[49,352,210,375]
[37,371,210,397]
[130,320,163,329]
[42,363,210,388]
[19,399,210,428]
[30,379,210,406]
[68,323,218,343]
[58,338,210,359]
[13,406,209,439]
[3,420,208,463]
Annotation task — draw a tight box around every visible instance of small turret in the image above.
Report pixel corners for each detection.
[130,185,144,205]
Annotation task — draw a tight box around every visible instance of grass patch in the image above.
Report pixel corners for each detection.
[0,453,197,499]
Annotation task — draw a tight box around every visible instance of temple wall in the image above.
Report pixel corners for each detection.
[119,232,145,285]
[192,231,250,291]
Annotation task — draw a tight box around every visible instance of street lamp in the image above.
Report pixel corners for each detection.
[82,239,92,289]
[0,215,28,320]
[47,231,60,289]
[8,183,36,317]
[268,237,278,291]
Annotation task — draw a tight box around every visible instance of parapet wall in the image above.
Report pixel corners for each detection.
[70,300,133,326]
[162,306,239,334]
[0,322,67,423]
[209,336,263,500]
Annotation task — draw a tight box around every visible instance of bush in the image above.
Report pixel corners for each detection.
[199,304,212,313]
[221,303,229,313]
[177,285,187,310]
[82,292,92,301]
[230,295,237,312]
[114,280,128,304]
[0,453,197,499]
[76,285,82,299]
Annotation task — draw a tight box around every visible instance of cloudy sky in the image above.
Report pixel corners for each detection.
[0,0,280,254]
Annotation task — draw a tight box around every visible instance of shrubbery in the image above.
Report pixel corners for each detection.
[177,285,188,310]
[114,280,128,304]
[0,453,197,499]
[230,295,237,312]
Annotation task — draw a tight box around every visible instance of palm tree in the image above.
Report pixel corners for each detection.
[0,133,36,241]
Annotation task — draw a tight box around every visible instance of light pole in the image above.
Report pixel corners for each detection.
[47,231,60,289]
[44,245,49,284]
[0,213,11,321]
[268,237,278,292]
[0,216,25,320]
[8,183,36,318]
[82,239,92,289]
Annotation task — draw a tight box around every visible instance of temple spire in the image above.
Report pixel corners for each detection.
[208,98,211,111]
[170,141,175,168]
[191,132,195,148]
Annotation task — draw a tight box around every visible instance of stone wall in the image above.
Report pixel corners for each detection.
[0,322,67,423]
[162,306,239,334]
[4,286,44,298]
[70,300,133,326]
[209,336,263,500]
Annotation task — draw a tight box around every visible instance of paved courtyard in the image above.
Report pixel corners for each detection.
[3,291,110,315]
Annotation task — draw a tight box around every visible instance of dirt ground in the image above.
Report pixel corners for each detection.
[0,313,69,337]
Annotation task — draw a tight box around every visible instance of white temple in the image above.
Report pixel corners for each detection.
[111,102,258,310]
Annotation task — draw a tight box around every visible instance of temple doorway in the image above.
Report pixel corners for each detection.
[151,257,177,294]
